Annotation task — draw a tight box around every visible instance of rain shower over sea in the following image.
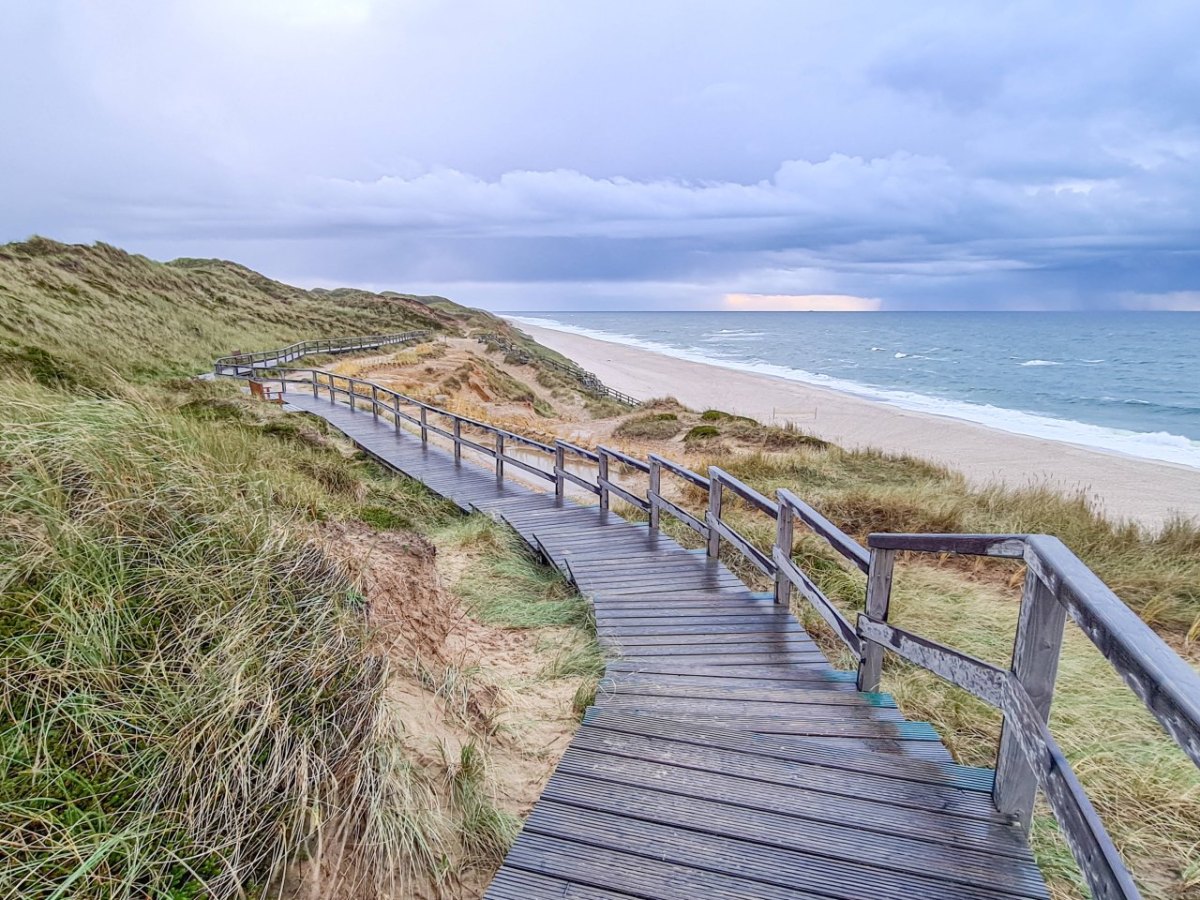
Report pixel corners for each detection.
[507,311,1200,469]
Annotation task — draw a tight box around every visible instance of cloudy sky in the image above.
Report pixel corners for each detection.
[3,1,1199,310]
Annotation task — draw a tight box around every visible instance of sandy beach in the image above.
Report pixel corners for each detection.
[516,321,1200,529]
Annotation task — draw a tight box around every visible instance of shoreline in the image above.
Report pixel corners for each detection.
[514,320,1200,529]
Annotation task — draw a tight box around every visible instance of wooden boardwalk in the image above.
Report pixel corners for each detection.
[281,390,1049,900]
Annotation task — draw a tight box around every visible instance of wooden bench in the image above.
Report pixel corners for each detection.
[248,379,283,403]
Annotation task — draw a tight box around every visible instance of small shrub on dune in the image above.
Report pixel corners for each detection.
[614,412,681,440]
[684,424,721,442]
[822,488,966,537]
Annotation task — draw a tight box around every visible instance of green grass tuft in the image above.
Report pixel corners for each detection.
[684,424,721,441]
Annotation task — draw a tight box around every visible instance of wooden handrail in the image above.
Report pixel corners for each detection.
[856,531,1200,899]
[1023,535,1200,769]
[870,532,1027,558]
[648,453,708,488]
[214,331,429,375]
[598,444,651,473]
[709,467,779,517]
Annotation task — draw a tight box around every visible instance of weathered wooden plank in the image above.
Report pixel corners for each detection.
[706,472,724,558]
[591,598,776,613]
[561,546,711,562]
[581,712,987,792]
[600,624,806,638]
[870,532,1027,558]
[597,444,651,473]
[540,776,1047,894]
[553,751,1024,855]
[504,833,812,900]
[594,611,790,625]
[597,477,650,511]
[651,494,707,535]
[556,468,601,495]
[773,496,795,605]
[995,567,1067,832]
[1000,676,1138,900]
[857,617,1008,707]
[708,514,773,574]
[584,581,752,598]
[857,547,896,692]
[602,660,837,678]
[485,869,638,900]
[709,466,780,517]
[594,695,903,722]
[602,625,811,643]
[581,578,748,596]
[571,565,744,583]
[555,439,600,462]
[648,452,709,487]
[773,545,862,655]
[601,670,860,691]
[598,678,887,704]
[523,801,1036,900]
[614,657,830,672]
[497,452,556,482]
[594,711,939,741]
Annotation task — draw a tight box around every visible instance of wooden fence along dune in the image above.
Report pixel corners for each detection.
[217,332,1200,900]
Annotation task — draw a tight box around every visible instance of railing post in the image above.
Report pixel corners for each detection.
[370,384,378,420]
[994,566,1067,832]
[857,548,896,692]
[327,373,335,404]
[705,470,723,559]
[648,457,661,530]
[453,419,462,463]
[311,371,318,399]
[420,407,428,442]
[554,443,566,498]
[598,451,610,511]
[393,394,401,434]
[774,497,795,606]
[496,432,505,480]
[348,379,355,412]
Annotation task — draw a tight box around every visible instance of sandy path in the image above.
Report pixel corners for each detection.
[515,322,1200,529]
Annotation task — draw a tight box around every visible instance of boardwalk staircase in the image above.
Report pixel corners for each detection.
[217,333,1200,900]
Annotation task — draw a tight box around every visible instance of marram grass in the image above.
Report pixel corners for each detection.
[0,377,529,898]
[0,381,392,897]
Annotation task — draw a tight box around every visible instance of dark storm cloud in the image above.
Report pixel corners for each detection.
[2,1,1199,309]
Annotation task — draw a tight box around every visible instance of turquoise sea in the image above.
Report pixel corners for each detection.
[509,312,1200,469]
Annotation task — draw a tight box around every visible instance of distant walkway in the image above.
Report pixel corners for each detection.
[281,390,1049,900]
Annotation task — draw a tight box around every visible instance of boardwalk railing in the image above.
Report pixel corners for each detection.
[214,331,429,377]
[477,332,641,406]
[221,339,1200,900]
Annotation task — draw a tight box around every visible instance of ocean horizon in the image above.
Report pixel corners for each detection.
[507,311,1200,470]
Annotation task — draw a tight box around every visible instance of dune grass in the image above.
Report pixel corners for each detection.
[0,237,451,382]
[0,377,398,897]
